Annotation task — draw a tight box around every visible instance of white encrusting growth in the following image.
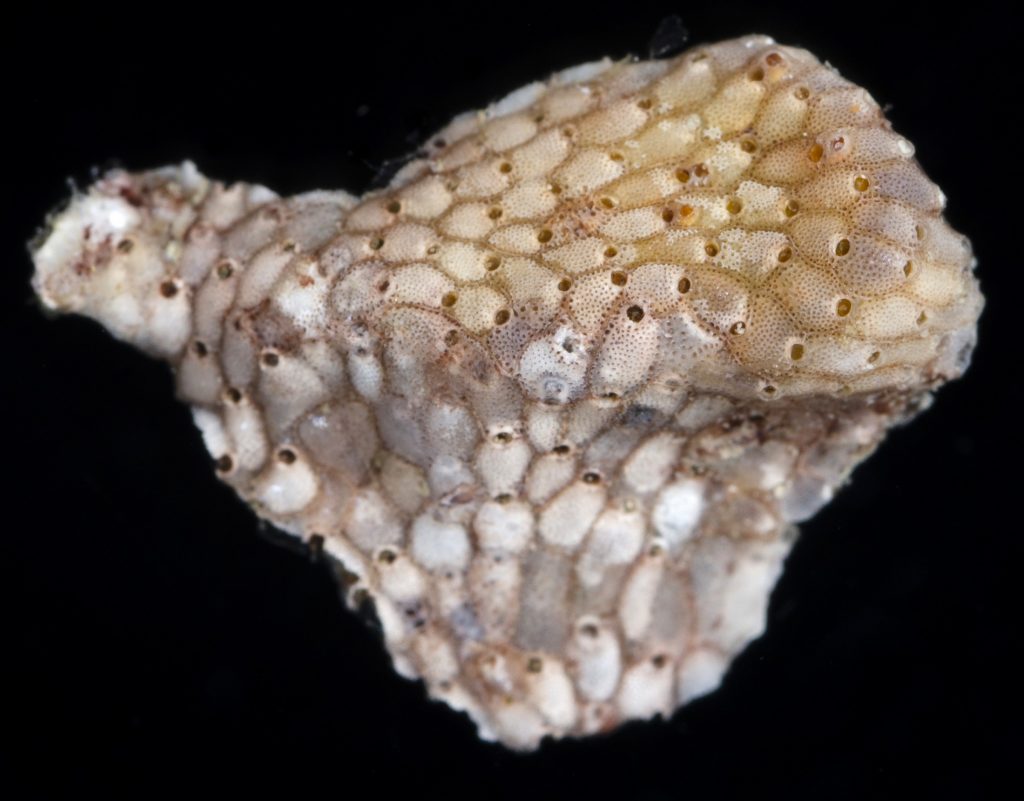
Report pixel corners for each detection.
[652,479,705,550]
[32,34,981,750]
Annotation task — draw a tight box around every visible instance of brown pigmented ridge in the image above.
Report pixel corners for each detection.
[31,35,981,749]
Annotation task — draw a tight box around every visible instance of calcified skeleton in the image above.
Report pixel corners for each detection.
[32,35,982,749]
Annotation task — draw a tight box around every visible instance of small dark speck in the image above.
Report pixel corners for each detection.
[623,405,657,427]
[308,534,324,562]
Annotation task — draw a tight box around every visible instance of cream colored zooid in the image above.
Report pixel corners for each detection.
[32,35,982,749]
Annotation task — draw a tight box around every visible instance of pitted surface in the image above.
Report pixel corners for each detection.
[32,35,981,749]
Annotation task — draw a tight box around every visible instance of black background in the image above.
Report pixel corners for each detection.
[4,3,1019,798]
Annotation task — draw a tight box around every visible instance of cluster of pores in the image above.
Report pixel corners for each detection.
[31,35,981,749]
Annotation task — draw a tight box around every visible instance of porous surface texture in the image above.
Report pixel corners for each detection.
[32,35,982,749]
